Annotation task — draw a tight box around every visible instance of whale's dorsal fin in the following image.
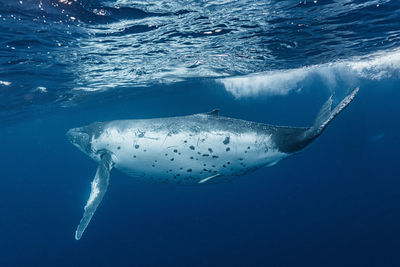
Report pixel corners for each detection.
[205,109,219,116]
[75,152,114,240]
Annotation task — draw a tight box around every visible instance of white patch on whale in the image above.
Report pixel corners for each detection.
[87,178,100,207]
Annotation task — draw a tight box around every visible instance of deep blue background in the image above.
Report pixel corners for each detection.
[1,0,400,266]
[1,79,400,266]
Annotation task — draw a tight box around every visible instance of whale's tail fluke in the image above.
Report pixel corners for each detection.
[274,87,359,153]
[306,86,359,140]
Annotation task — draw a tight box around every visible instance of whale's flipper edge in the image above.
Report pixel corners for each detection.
[75,152,114,240]
[198,173,221,184]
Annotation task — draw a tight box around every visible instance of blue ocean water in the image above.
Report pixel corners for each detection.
[1,0,400,266]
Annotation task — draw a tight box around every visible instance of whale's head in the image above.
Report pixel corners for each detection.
[67,127,93,155]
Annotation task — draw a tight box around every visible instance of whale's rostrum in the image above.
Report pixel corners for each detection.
[67,87,359,240]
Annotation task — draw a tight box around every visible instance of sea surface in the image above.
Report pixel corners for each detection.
[1,0,400,266]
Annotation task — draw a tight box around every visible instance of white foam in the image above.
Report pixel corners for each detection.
[0,80,11,86]
[37,86,47,93]
[219,48,400,98]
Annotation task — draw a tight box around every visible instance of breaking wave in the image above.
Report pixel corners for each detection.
[219,48,400,98]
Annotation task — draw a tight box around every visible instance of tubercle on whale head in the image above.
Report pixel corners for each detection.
[66,127,94,155]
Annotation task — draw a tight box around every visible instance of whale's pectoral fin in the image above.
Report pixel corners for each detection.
[198,173,221,184]
[75,152,114,240]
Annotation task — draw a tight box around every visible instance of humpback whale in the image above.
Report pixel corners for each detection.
[67,87,359,240]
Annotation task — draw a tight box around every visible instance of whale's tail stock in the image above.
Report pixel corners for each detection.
[274,87,359,153]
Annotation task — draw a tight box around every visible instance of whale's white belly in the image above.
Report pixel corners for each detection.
[91,127,288,184]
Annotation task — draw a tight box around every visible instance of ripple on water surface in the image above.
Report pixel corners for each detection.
[0,0,400,121]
